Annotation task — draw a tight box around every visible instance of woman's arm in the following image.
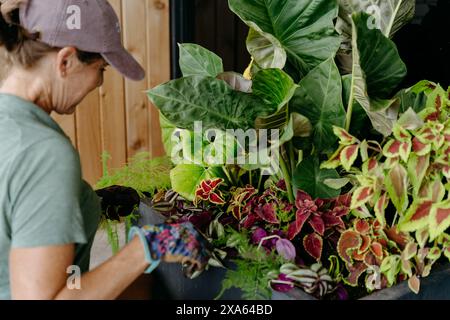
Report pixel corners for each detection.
[10,236,149,300]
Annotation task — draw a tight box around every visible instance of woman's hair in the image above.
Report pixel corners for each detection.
[0,0,102,68]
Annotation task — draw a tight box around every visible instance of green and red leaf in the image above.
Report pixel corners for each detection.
[303,233,323,261]
[415,228,429,248]
[429,199,450,241]
[408,275,420,294]
[340,144,360,171]
[383,140,402,158]
[362,158,379,175]
[412,137,431,156]
[338,230,362,265]
[399,141,412,163]
[385,163,409,214]
[358,234,371,254]
[333,126,357,145]
[402,242,418,261]
[374,192,389,227]
[399,199,433,232]
[354,219,370,235]
[345,262,368,287]
[407,153,430,196]
[370,242,384,260]
[351,186,374,210]
[385,226,410,249]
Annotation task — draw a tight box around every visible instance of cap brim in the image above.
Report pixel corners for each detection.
[102,47,145,81]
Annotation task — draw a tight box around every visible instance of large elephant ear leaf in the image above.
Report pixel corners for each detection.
[178,43,224,77]
[293,157,341,199]
[229,0,341,78]
[246,27,287,70]
[148,76,275,131]
[337,0,415,50]
[349,12,407,136]
[291,57,346,152]
[252,68,297,110]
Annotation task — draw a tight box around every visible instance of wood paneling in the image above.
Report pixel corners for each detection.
[53,0,171,186]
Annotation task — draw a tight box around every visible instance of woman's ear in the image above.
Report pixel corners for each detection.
[55,47,78,78]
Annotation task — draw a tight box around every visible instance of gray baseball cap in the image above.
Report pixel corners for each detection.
[19,0,145,81]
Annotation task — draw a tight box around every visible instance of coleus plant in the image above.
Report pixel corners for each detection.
[324,82,450,293]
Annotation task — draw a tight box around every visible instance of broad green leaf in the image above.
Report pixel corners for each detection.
[148,76,274,131]
[170,164,223,201]
[246,27,286,69]
[253,68,297,110]
[229,0,341,78]
[395,87,428,114]
[385,163,409,214]
[159,113,177,156]
[178,43,223,77]
[217,72,252,93]
[336,0,415,50]
[349,12,407,136]
[293,157,341,199]
[291,58,346,152]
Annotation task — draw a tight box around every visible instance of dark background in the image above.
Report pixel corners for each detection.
[171,0,450,88]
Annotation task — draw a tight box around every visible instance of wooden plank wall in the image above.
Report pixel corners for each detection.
[52,0,170,186]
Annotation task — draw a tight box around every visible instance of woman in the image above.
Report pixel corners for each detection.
[0,0,210,300]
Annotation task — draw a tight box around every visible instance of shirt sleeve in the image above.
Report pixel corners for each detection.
[9,137,87,248]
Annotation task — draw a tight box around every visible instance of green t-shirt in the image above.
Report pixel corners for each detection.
[0,94,101,299]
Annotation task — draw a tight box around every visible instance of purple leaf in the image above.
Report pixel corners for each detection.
[271,274,294,293]
[276,239,296,261]
[251,228,268,245]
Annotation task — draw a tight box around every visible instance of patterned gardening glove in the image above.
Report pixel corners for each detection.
[95,185,140,221]
[128,222,212,278]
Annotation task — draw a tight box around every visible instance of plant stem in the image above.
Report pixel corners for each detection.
[288,141,296,174]
[345,62,356,132]
[257,171,263,191]
[279,156,295,204]
[249,170,253,187]
[222,166,235,186]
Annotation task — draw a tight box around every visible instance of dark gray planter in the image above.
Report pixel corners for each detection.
[135,201,450,300]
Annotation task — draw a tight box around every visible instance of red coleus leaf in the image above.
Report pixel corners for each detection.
[287,211,311,240]
[338,230,362,265]
[209,191,225,205]
[399,200,433,233]
[195,188,209,200]
[201,180,213,193]
[345,262,368,287]
[208,178,223,190]
[308,215,325,236]
[256,203,279,224]
[322,212,345,229]
[385,226,410,250]
[303,233,323,261]
[370,242,384,260]
[358,234,371,254]
[241,213,261,229]
[429,199,450,241]
[295,190,314,207]
[354,219,370,235]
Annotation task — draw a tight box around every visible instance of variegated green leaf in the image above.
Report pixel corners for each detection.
[340,144,360,171]
[351,186,374,210]
[374,192,389,227]
[407,153,430,196]
[385,163,409,214]
[398,199,433,232]
[429,199,450,241]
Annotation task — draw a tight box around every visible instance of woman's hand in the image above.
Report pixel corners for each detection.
[136,222,212,277]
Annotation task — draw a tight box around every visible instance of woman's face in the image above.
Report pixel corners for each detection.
[52,47,107,115]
